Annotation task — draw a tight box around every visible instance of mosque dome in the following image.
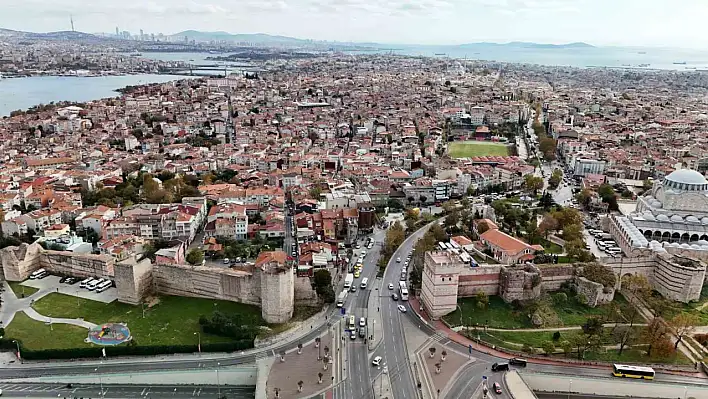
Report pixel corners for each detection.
[643,212,656,221]
[663,169,708,191]
[687,215,700,223]
[670,215,684,223]
[681,243,692,249]
[698,240,708,246]
[656,214,670,222]
[702,217,708,225]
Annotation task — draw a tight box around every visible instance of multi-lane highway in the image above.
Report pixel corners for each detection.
[0,382,255,398]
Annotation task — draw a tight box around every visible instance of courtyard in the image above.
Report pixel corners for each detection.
[447,141,510,158]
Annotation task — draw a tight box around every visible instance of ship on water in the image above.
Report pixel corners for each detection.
[673,61,687,65]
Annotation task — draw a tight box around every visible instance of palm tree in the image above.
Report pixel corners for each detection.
[429,347,436,358]
[297,380,304,393]
[318,372,323,384]
[297,343,303,354]
[441,350,447,361]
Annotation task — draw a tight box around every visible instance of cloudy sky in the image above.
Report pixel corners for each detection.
[1,0,706,48]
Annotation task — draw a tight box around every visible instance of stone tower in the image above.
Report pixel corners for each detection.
[420,251,466,319]
[259,261,294,324]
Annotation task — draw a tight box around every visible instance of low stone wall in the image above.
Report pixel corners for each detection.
[538,264,575,291]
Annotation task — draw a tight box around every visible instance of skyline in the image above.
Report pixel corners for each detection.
[2,0,708,49]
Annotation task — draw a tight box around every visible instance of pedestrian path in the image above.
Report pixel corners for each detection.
[1,282,95,330]
[451,322,648,333]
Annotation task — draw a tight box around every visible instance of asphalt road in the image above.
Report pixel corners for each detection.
[0,382,255,398]
[379,222,439,399]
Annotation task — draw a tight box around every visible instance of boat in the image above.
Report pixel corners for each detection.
[638,51,646,54]
[673,61,687,65]
[638,63,650,67]
[434,53,446,56]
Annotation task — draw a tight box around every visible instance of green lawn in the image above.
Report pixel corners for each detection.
[583,347,692,365]
[448,141,510,158]
[444,296,531,329]
[445,293,636,329]
[7,281,39,298]
[5,312,90,350]
[29,294,265,347]
[539,239,564,254]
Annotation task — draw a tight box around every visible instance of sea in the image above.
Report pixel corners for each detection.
[2,46,708,116]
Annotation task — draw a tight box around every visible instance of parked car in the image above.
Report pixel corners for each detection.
[509,358,527,367]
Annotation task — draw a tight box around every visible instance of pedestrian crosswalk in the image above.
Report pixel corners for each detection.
[0,383,65,391]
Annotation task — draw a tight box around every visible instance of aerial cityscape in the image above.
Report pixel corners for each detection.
[3,3,708,399]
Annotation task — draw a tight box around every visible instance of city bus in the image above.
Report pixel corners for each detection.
[438,242,447,251]
[399,281,409,301]
[612,364,655,379]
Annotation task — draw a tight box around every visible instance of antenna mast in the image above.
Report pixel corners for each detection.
[70,15,75,32]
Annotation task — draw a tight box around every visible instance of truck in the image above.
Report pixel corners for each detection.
[344,273,354,289]
[336,290,348,308]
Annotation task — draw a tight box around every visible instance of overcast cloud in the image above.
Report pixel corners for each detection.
[0,0,706,48]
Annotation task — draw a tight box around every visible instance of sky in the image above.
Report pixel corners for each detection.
[1,0,708,48]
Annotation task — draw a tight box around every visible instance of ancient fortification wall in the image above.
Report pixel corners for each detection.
[458,265,502,296]
[499,264,542,303]
[575,276,614,307]
[152,263,261,305]
[294,276,319,306]
[40,251,114,279]
[539,264,575,291]
[114,257,153,305]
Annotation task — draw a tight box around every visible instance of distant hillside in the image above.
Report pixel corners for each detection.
[170,30,312,46]
[0,28,101,41]
[458,41,594,49]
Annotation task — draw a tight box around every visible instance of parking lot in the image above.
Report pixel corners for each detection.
[20,275,117,303]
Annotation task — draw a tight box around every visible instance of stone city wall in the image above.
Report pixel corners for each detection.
[40,251,114,279]
[499,264,542,303]
[293,276,319,306]
[575,276,615,308]
[538,264,575,291]
[457,265,503,296]
[152,263,261,306]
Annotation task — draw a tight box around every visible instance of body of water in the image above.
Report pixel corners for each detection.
[0,74,188,117]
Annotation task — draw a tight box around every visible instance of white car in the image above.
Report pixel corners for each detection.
[397,304,407,313]
[372,356,382,366]
[388,283,394,290]
[396,257,401,263]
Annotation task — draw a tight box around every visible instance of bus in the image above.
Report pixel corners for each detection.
[399,281,409,301]
[612,364,655,379]
[449,240,460,249]
[438,242,447,251]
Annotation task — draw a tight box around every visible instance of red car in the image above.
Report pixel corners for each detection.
[493,382,502,394]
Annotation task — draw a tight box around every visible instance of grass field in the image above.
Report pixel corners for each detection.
[448,141,510,158]
[7,281,39,298]
[27,294,265,347]
[5,312,90,350]
[444,293,635,329]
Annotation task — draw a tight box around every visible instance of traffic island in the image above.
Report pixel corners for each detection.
[265,332,333,399]
[415,334,472,399]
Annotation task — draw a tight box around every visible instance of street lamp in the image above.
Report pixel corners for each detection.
[194,332,201,353]
[216,362,221,398]
[12,340,20,363]
[95,367,103,398]
[568,379,572,399]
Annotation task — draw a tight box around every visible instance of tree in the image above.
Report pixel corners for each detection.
[552,331,561,341]
[541,341,555,356]
[580,263,616,289]
[548,168,563,189]
[560,340,572,357]
[475,291,489,310]
[318,372,323,384]
[598,184,616,202]
[313,269,335,303]
[309,186,322,200]
[537,215,558,238]
[186,248,204,265]
[575,189,592,207]
[441,350,447,361]
[477,221,490,235]
[551,207,583,230]
[566,239,593,262]
[669,313,700,349]
[523,175,544,194]
[539,137,557,160]
[297,343,303,354]
[643,317,669,357]
[612,325,638,356]
[561,223,583,242]
[429,347,436,358]
[444,211,460,230]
